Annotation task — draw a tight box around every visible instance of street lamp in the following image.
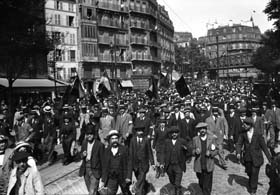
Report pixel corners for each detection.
[110,33,117,92]
[216,35,220,80]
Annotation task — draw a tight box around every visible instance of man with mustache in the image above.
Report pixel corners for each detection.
[99,130,131,195]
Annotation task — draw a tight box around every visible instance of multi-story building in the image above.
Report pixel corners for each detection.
[76,0,174,90]
[174,32,192,48]
[204,24,262,78]
[158,5,175,76]
[45,0,79,82]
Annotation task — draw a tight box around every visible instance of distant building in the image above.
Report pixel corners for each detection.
[158,5,175,76]
[174,32,193,48]
[45,0,79,82]
[76,0,174,91]
[203,24,262,78]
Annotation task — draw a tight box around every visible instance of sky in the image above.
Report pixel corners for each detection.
[157,0,274,38]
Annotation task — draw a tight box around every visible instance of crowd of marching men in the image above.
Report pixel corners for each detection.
[0,80,280,195]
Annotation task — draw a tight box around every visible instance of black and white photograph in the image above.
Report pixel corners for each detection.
[0,0,279,194]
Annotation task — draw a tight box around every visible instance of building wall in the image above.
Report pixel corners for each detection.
[204,24,261,77]
[45,0,79,82]
[76,0,174,90]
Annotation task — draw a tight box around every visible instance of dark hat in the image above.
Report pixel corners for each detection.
[239,107,247,114]
[13,150,29,162]
[243,118,254,126]
[81,104,87,109]
[163,108,170,113]
[119,104,126,109]
[85,125,95,135]
[212,106,219,113]
[195,122,208,129]
[30,110,38,116]
[169,126,180,133]
[134,126,145,132]
[0,135,8,142]
[101,107,108,113]
[271,100,276,106]
[228,103,235,110]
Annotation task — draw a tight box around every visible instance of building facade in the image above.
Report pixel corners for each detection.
[76,0,174,91]
[204,24,262,78]
[174,32,192,48]
[158,5,175,77]
[45,0,79,82]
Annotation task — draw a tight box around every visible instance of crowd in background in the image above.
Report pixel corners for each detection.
[0,80,280,195]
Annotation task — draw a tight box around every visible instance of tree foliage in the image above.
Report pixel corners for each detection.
[0,0,53,82]
[252,0,280,73]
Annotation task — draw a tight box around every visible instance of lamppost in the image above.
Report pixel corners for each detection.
[110,33,117,92]
[216,35,220,80]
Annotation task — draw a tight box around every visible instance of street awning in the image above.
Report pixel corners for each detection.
[0,78,66,88]
[121,80,134,88]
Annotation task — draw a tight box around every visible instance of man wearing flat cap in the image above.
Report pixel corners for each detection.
[79,126,103,195]
[153,117,169,178]
[265,100,280,144]
[134,108,152,137]
[99,107,115,146]
[127,126,155,195]
[99,130,131,195]
[160,126,189,195]
[193,122,218,195]
[60,115,76,166]
[7,150,44,195]
[115,105,133,146]
[236,117,272,195]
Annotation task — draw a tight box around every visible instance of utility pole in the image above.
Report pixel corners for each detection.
[216,35,220,80]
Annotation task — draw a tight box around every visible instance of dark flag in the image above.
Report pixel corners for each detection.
[97,71,112,99]
[159,72,170,88]
[63,76,85,104]
[145,75,158,99]
[89,93,98,105]
[175,75,190,97]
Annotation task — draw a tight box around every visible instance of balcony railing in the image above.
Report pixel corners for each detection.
[130,20,148,29]
[98,1,129,12]
[98,35,129,46]
[130,37,148,45]
[131,52,159,61]
[98,19,129,29]
[99,53,129,62]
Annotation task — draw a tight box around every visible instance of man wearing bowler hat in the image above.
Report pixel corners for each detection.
[160,126,189,195]
[79,125,103,195]
[99,130,131,195]
[236,118,272,195]
[127,126,155,195]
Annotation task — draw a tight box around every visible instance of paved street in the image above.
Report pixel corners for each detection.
[42,147,270,195]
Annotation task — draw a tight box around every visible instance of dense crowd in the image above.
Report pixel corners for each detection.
[0,80,280,195]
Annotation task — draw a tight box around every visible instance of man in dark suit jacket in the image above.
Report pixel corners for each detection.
[100,130,131,195]
[79,126,104,195]
[168,104,184,127]
[127,126,155,195]
[160,126,189,195]
[134,108,152,137]
[236,118,272,195]
[178,107,197,140]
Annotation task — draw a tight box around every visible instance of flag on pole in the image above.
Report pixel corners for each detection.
[63,76,85,105]
[97,71,112,98]
[145,75,158,99]
[175,75,190,97]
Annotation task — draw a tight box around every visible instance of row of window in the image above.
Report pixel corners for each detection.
[55,49,76,62]
[208,26,260,36]
[53,14,75,27]
[50,31,76,45]
[55,1,75,12]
